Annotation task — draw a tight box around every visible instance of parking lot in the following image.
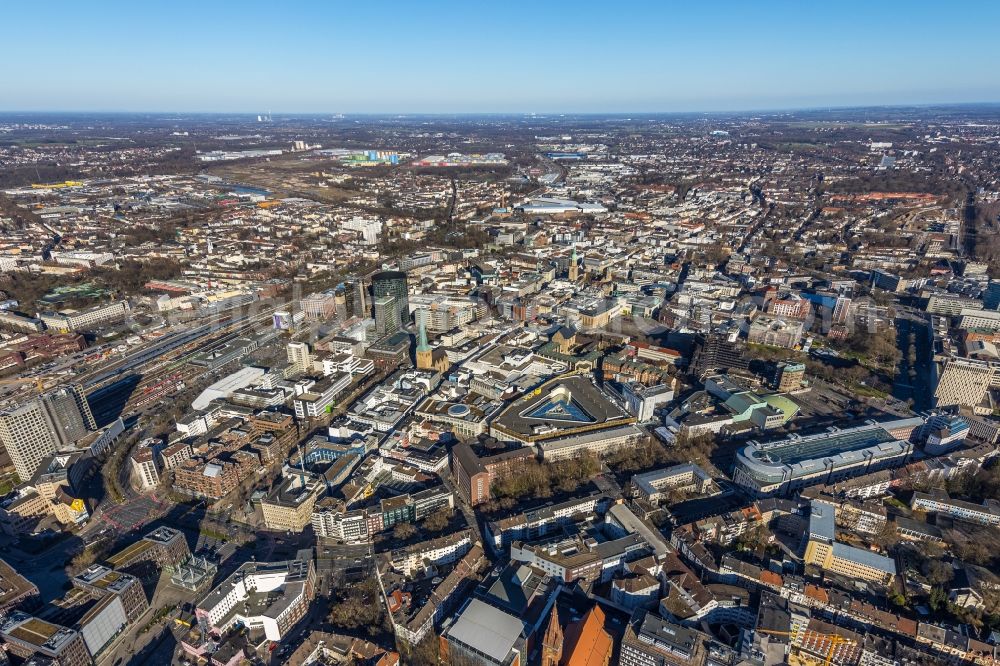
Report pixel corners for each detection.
[100,495,169,533]
[788,382,855,417]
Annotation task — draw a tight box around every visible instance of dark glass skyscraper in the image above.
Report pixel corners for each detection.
[371,271,409,330]
[338,277,369,320]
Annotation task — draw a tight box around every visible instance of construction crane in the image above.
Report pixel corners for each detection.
[757,628,856,666]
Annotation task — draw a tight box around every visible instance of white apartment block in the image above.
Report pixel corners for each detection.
[911,492,1000,526]
[388,532,471,577]
[410,294,487,332]
[311,504,370,542]
[293,373,351,419]
[322,354,374,378]
[341,216,382,244]
[130,444,161,490]
[959,307,1000,332]
[196,558,315,642]
[286,341,311,373]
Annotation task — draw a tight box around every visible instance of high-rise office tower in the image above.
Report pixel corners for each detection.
[0,401,57,482]
[334,288,348,323]
[691,331,749,377]
[371,271,409,330]
[45,384,96,445]
[374,295,400,338]
[0,384,96,481]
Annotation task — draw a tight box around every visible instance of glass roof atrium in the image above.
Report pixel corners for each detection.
[524,397,595,423]
[752,427,895,466]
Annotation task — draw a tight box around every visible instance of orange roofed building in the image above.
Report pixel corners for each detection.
[562,604,613,666]
[760,570,783,588]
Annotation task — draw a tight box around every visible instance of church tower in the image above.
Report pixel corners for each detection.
[541,605,564,666]
[568,245,579,282]
[415,319,434,370]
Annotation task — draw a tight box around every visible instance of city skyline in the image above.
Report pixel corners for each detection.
[3,0,999,114]
[4,3,1000,664]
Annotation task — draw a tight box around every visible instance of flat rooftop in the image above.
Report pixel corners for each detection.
[145,525,183,544]
[9,616,61,645]
[105,540,154,568]
[447,598,521,664]
[492,375,632,441]
[808,500,836,542]
[198,557,311,611]
[736,419,922,484]
[1,613,78,653]
[635,613,699,656]
[263,473,323,508]
[0,558,38,609]
[753,427,895,467]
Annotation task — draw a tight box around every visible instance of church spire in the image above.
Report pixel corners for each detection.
[416,318,438,371]
[416,318,430,353]
[541,605,563,666]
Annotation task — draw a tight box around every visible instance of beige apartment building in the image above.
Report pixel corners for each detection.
[934,357,1000,413]
[260,472,324,532]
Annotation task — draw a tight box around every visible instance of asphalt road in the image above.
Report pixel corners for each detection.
[893,311,935,411]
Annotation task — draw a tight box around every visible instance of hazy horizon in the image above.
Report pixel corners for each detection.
[3,0,999,115]
[3,101,1000,118]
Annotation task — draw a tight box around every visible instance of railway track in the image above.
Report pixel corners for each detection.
[83,301,289,402]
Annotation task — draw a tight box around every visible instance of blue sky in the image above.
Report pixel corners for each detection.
[3,0,999,113]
